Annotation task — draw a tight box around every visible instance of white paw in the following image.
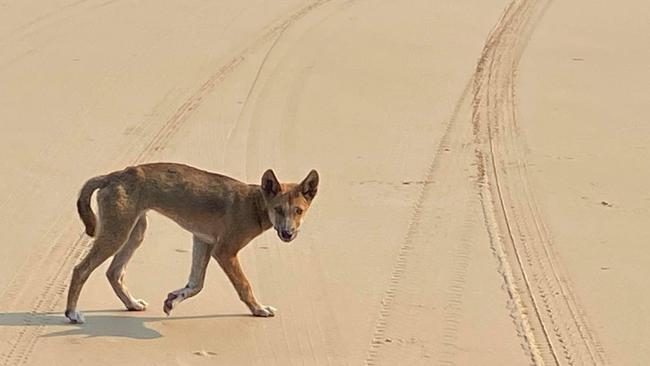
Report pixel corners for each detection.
[252,305,276,317]
[127,299,148,311]
[65,309,85,324]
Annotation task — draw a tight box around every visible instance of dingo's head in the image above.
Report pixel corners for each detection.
[260,169,319,243]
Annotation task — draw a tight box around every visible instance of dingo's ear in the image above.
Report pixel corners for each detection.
[262,169,281,197]
[299,169,319,201]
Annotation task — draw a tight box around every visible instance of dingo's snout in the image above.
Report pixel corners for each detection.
[278,229,297,242]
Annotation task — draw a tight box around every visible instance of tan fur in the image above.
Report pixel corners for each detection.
[65,163,319,324]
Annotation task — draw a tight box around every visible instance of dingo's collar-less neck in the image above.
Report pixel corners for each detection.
[252,187,272,233]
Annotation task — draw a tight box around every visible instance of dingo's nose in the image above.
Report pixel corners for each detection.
[279,230,294,242]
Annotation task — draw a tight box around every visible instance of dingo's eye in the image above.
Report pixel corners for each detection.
[274,207,283,215]
[295,207,303,215]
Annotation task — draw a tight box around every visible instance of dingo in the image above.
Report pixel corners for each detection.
[65,163,319,324]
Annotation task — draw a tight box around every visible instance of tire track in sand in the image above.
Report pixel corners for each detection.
[365,0,608,365]
[0,2,337,365]
[472,0,608,365]
[363,75,475,366]
[361,1,533,364]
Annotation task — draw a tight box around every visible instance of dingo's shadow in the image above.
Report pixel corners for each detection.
[0,310,250,340]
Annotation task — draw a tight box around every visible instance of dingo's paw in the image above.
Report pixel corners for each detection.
[127,299,148,311]
[252,305,276,317]
[65,309,85,324]
[163,293,178,315]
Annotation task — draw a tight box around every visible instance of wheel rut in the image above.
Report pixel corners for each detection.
[364,0,609,365]
[472,0,608,364]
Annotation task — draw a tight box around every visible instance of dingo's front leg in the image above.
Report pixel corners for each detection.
[163,237,212,315]
[215,253,275,317]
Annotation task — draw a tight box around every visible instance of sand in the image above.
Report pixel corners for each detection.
[0,0,647,365]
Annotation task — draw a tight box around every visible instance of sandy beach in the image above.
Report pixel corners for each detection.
[0,1,648,365]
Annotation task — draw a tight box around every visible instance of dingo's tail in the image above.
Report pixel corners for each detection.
[77,175,110,237]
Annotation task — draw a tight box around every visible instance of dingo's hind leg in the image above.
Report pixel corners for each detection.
[106,215,148,311]
[65,227,133,323]
[65,186,140,324]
